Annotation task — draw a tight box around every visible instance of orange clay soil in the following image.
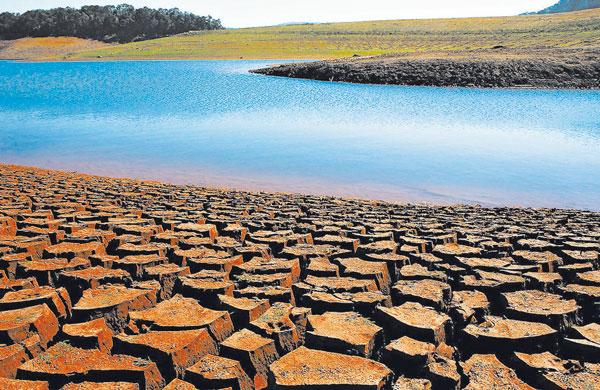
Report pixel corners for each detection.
[513,351,568,373]
[60,266,131,284]
[501,290,579,323]
[220,328,279,389]
[462,354,534,390]
[73,285,154,311]
[0,303,58,348]
[0,377,49,389]
[387,336,436,357]
[60,381,140,390]
[218,294,270,325]
[61,318,113,353]
[113,329,218,380]
[221,328,275,353]
[0,164,599,388]
[392,279,452,310]
[572,323,600,344]
[543,363,600,389]
[184,353,253,390]
[462,316,559,355]
[0,37,109,61]
[43,241,104,259]
[269,346,393,388]
[376,302,451,345]
[17,342,164,389]
[71,284,156,331]
[128,295,234,341]
[451,290,490,311]
[0,286,71,319]
[464,316,558,339]
[304,274,377,292]
[306,311,383,357]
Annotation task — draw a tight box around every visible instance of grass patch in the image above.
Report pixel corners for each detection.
[0,37,109,61]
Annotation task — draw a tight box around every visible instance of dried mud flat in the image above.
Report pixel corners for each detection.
[0,164,599,389]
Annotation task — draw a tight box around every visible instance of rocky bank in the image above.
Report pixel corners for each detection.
[252,49,600,89]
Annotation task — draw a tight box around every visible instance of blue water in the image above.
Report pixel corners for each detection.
[0,60,599,209]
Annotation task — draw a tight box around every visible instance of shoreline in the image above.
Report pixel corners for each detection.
[251,49,600,90]
[252,69,600,92]
[1,163,596,213]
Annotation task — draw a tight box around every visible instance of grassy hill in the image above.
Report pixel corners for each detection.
[1,8,600,61]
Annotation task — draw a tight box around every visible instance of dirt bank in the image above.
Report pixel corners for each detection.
[251,49,600,89]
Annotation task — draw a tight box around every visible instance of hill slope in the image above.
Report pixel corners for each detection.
[2,8,598,61]
[536,0,600,14]
[0,37,109,61]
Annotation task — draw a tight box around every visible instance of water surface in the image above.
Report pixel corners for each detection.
[0,60,599,209]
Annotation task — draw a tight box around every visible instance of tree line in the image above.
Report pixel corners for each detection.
[0,4,223,43]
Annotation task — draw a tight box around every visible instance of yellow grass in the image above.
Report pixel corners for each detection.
[2,8,600,61]
[0,37,109,60]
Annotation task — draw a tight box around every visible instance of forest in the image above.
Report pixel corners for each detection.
[0,4,223,43]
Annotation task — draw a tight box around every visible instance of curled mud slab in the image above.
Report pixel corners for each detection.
[72,285,156,332]
[0,164,599,388]
[0,304,58,347]
[306,311,384,358]
[500,290,580,330]
[113,329,218,381]
[269,346,393,389]
[128,295,234,341]
[16,342,164,389]
[184,353,253,390]
[462,316,558,354]
[462,354,534,390]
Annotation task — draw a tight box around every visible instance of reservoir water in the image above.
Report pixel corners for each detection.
[0,60,599,209]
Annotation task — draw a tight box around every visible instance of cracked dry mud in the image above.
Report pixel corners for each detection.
[0,164,599,389]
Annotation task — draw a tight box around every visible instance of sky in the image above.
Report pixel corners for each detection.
[0,1,559,28]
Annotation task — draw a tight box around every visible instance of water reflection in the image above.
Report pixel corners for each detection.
[0,60,599,209]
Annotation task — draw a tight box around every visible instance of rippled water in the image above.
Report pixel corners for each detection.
[0,60,599,209]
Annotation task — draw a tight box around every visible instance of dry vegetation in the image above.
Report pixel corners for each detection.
[0,37,109,61]
[1,8,600,61]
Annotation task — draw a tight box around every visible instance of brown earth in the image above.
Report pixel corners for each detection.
[251,48,600,89]
[0,164,598,388]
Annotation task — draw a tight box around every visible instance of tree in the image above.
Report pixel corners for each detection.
[0,4,223,43]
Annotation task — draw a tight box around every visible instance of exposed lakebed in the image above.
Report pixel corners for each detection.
[0,60,599,209]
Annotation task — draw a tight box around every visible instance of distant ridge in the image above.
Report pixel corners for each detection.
[532,0,600,14]
[274,22,314,27]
